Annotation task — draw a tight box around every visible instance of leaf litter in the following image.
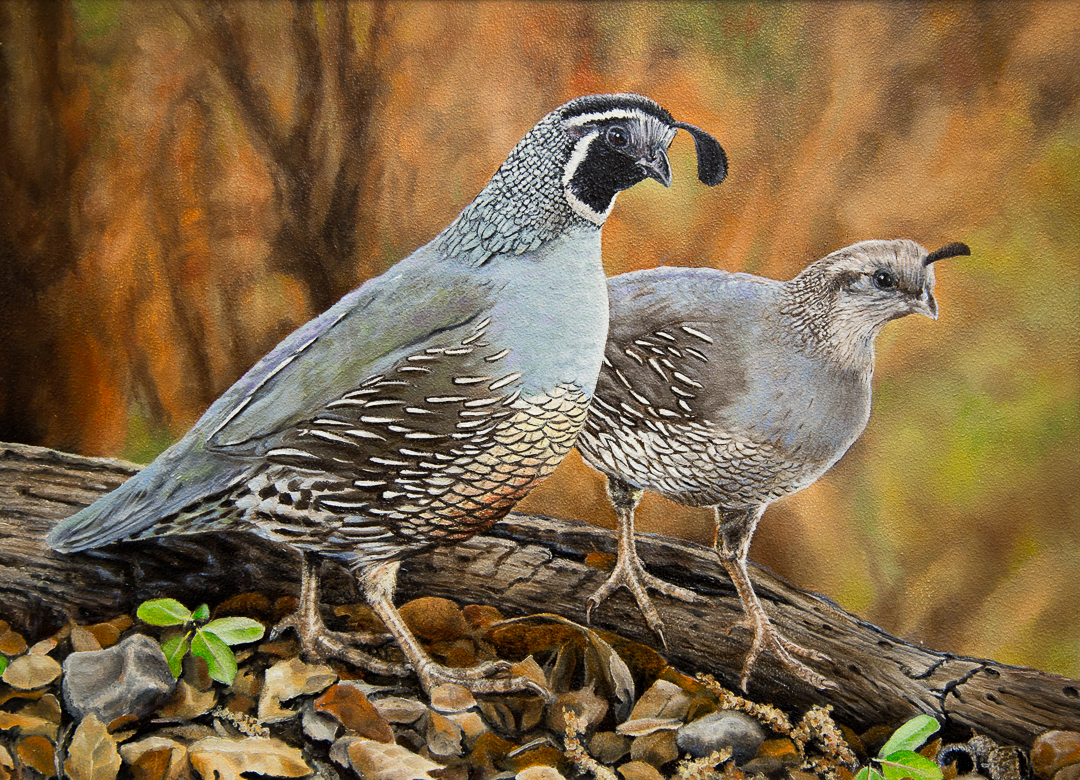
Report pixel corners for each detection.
[0,594,1048,780]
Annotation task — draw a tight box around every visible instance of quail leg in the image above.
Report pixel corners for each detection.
[715,507,835,691]
[586,478,703,648]
[362,561,548,697]
[272,551,408,678]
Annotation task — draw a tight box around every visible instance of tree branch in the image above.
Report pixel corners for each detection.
[1,441,1075,748]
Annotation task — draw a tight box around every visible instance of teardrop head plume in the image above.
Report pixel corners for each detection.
[924,242,971,266]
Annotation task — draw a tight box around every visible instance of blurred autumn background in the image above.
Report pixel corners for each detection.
[1,1,1077,678]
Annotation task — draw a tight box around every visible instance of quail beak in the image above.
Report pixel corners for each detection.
[913,290,939,320]
[637,149,673,187]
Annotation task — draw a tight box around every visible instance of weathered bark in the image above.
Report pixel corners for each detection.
[0,441,1076,748]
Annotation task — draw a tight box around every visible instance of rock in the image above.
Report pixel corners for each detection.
[447,711,489,748]
[616,718,683,737]
[462,604,503,631]
[3,654,62,690]
[589,731,631,764]
[1033,732,1080,780]
[479,700,516,734]
[505,742,565,774]
[156,680,217,721]
[119,737,189,780]
[742,737,802,774]
[1056,766,1080,780]
[629,680,690,721]
[0,621,27,656]
[258,657,337,723]
[16,736,55,777]
[332,736,443,780]
[62,634,175,723]
[85,622,122,649]
[516,767,566,780]
[426,711,464,759]
[631,730,679,769]
[301,701,341,743]
[69,625,102,653]
[619,761,666,780]
[677,710,766,763]
[373,696,428,725]
[399,597,470,643]
[467,732,516,776]
[429,683,476,713]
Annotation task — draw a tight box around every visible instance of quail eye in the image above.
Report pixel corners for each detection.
[872,269,897,290]
[606,125,630,149]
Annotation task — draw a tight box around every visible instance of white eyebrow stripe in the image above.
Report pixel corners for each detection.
[564,108,653,128]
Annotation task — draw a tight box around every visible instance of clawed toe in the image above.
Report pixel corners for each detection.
[418,660,548,697]
[735,617,834,691]
[586,555,702,650]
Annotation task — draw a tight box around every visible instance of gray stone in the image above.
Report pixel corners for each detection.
[62,634,176,723]
[676,711,766,763]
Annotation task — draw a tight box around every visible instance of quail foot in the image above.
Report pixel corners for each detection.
[577,239,969,690]
[48,94,727,697]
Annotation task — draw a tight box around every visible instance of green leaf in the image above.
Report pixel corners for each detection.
[203,617,265,646]
[191,629,238,685]
[879,715,940,757]
[137,598,192,626]
[0,656,7,675]
[880,751,943,780]
[191,604,210,622]
[160,634,190,679]
[856,767,886,780]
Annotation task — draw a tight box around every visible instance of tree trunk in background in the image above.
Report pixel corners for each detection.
[0,1,80,446]
[176,0,390,312]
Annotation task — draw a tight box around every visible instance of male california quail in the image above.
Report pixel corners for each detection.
[576,239,970,690]
[48,94,727,695]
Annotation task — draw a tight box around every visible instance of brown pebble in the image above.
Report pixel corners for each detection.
[1055,765,1080,780]
[86,622,122,649]
[505,743,566,773]
[426,711,464,758]
[631,730,679,769]
[430,683,476,713]
[16,736,55,777]
[462,604,503,631]
[399,597,470,643]
[589,731,631,764]
[214,593,272,621]
[69,625,103,653]
[0,626,27,656]
[1033,731,1080,780]
[273,596,299,623]
[619,760,665,780]
[468,732,516,775]
[107,615,134,633]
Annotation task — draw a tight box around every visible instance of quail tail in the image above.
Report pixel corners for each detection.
[586,477,703,648]
[715,507,835,691]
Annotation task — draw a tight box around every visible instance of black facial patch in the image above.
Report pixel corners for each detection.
[568,137,646,215]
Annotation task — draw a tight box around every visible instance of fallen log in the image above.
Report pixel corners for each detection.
[0,441,1076,748]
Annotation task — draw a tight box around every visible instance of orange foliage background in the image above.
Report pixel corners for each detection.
[1,2,1077,677]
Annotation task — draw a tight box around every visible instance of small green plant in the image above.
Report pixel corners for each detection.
[0,655,7,675]
[137,598,264,685]
[855,714,943,780]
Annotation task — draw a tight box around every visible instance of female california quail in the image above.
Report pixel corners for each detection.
[577,239,969,690]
